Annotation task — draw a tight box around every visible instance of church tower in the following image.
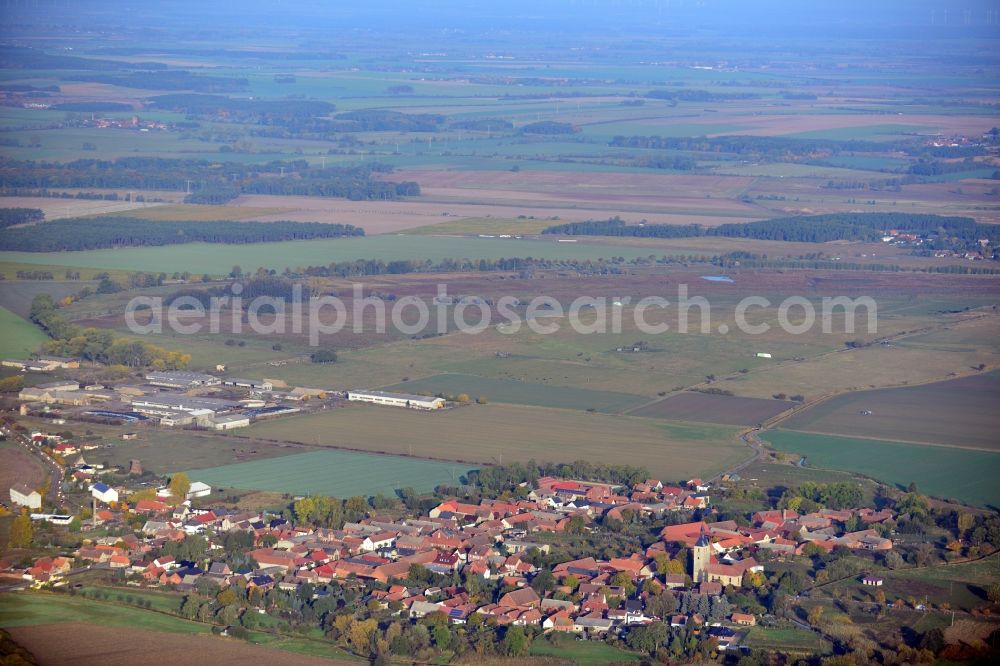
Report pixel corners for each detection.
[692,530,711,583]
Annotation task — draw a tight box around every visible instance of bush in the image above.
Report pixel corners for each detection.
[311,348,338,363]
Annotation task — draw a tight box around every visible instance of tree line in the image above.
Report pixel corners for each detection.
[148,93,334,119]
[0,217,363,252]
[0,158,418,204]
[295,255,660,279]
[0,207,44,229]
[165,275,313,308]
[329,109,446,132]
[29,294,190,368]
[609,133,965,161]
[542,212,998,245]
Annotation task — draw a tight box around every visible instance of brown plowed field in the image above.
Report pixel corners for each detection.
[0,443,47,501]
[7,622,356,666]
[778,373,1000,450]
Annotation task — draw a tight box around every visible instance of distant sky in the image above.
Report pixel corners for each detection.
[3,0,999,40]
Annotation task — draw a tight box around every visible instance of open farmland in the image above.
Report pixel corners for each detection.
[743,626,832,655]
[0,305,48,358]
[721,338,1000,401]
[0,196,150,220]
[761,430,1000,507]
[402,216,557,236]
[90,427,309,476]
[106,203,294,221]
[816,555,1000,613]
[184,448,470,497]
[628,391,794,426]
[243,403,747,481]
[383,373,647,413]
[0,279,94,317]
[779,373,1000,450]
[0,595,358,665]
[0,235,667,275]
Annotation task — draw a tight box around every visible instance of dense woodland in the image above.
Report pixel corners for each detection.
[330,109,446,132]
[609,134,988,162]
[0,217,363,251]
[0,158,418,204]
[0,207,44,229]
[543,213,1000,246]
[29,293,190,368]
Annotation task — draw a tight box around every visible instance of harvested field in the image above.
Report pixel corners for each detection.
[185,448,470,497]
[761,430,1000,507]
[0,196,150,220]
[106,203,293,221]
[628,391,794,426]
[723,341,1000,401]
[6,621,354,666]
[232,192,760,231]
[402,216,556,236]
[243,403,747,481]
[388,171,756,199]
[383,373,647,413]
[0,441,48,500]
[779,373,1000,450]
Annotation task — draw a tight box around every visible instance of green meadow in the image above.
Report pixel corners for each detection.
[0,305,48,359]
[762,430,1000,507]
[0,235,661,275]
[185,448,471,497]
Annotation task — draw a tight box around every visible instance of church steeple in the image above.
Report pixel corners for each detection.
[691,526,712,583]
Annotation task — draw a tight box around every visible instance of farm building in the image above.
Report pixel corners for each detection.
[346,390,445,410]
[29,513,72,525]
[244,405,301,419]
[862,575,884,586]
[129,394,241,416]
[36,356,80,369]
[222,378,273,391]
[10,484,42,509]
[211,414,251,430]
[755,352,772,359]
[187,481,212,499]
[145,370,221,389]
[158,408,214,427]
[19,381,113,405]
[3,356,79,372]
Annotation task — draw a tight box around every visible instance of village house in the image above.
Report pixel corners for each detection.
[10,484,42,510]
